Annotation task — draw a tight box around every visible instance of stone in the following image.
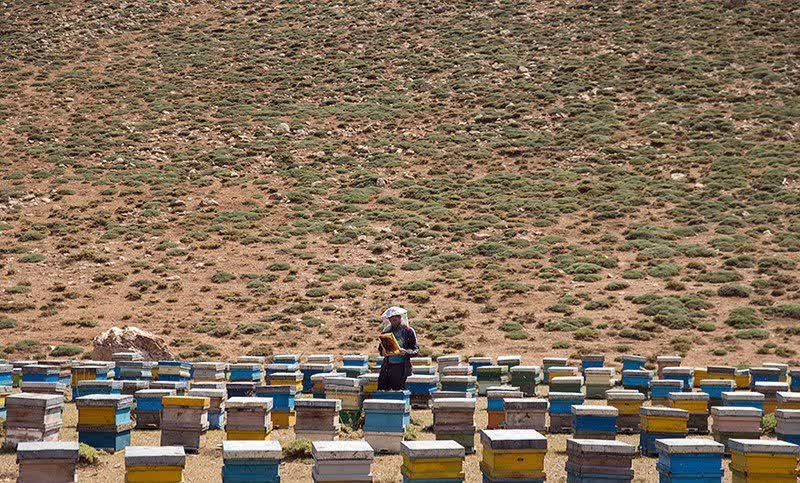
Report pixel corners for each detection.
[92,326,172,361]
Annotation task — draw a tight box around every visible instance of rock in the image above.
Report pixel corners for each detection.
[92,326,173,361]
[472,233,491,241]
[376,178,389,187]
[199,198,218,207]
[670,173,686,181]
[276,122,290,134]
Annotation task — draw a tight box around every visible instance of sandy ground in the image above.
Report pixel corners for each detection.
[0,395,748,482]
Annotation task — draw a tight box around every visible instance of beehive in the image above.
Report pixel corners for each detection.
[668,391,710,434]
[621,369,653,394]
[656,356,682,379]
[692,367,709,388]
[440,375,477,397]
[371,390,410,428]
[188,387,227,429]
[584,367,615,399]
[468,356,493,374]
[496,355,521,370]
[3,393,63,449]
[226,381,256,398]
[0,385,11,419]
[255,385,295,428]
[621,355,646,373]
[580,354,605,373]
[76,394,133,452]
[432,397,476,453]
[401,440,465,482]
[700,379,735,408]
[763,362,789,382]
[571,405,618,440]
[363,399,406,453]
[436,354,462,374]
[655,438,724,483]
[503,398,547,432]
[479,429,547,482]
[509,365,540,396]
[21,365,60,384]
[226,396,273,441]
[311,440,374,482]
[229,363,263,383]
[638,406,689,456]
[120,379,149,396]
[406,374,438,409]
[341,355,369,379]
[753,381,788,414]
[358,373,379,398]
[706,365,736,381]
[722,391,764,411]
[191,362,227,382]
[475,366,509,396]
[486,386,522,429]
[542,357,568,384]
[565,438,635,482]
[115,361,155,381]
[748,367,781,389]
[325,376,361,425]
[295,398,341,441]
[662,367,694,393]
[548,391,584,433]
[775,409,800,446]
[266,370,303,392]
[650,379,684,406]
[161,395,210,452]
[74,380,123,398]
[300,363,335,393]
[125,446,186,483]
[790,369,800,392]
[70,363,113,395]
[777,391,800,410]
[0,363,13,387]
[16,441,79,483]
[411,364,436,376]
[157,361,191,383]
[728,439,800,482]
[735,369,750,389]
[710,406,762,453]
[133,389,175,428]
[19,382,67,398]
[222,440,281,483]
[606,389,645,433]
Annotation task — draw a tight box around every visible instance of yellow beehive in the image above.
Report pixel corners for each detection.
[327,391,360,409]
[735,372,750,389]
[362,381,378,393]
[608,399,643,415]
[78,406,117,425]
[640,408,689,433]
[162,396,209,408]
[480,429,547,480]
[669,398,708,414]
[729,439,800,482]
[401,455,464,479]
[272,409,296,428]
[226,429,270,441]
[692,368,708,388]
[270,377,302,392]
[126,466,183,483]
[125,446,185,483]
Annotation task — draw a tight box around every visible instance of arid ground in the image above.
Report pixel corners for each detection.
[1,0,799,367]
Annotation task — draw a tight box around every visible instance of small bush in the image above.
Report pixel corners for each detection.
[78,443,102,466]
[718,285,750,298]
[283,439,312,459]
[50,345,83,357]
[725,307,763,329]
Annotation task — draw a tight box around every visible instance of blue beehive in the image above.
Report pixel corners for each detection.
[407,375,438,395]
[255,385,296,411]
[662,368,694,393]
[571,405,618,439]
[22,365,60,384]
[341,355,369,379]
[372,390,411,427]
[548,392,585,415]
[299,363,334,393]
[76,394,134,453]
[75,380,123,398]
[223,440,281,482]
[622,355,646,373]
[748,367,781,390]
[790,369,800,392]
[622,369,653,393]
[0,364,13,386]
[580,355,605,373]
[656,438,724,483]
[157,361,191,383]
[134,389,169,412]
[722,391,764,411]
[468,356,493,374]
[651,379,684,400]
[229,363,262,382]
[226,381,256,398]
[272,354,300,364]
[699,380,735,402]
[363,399,406,433]
[440,376,477,396]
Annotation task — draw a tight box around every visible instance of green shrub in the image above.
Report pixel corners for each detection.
[50,345,83,357]
[735,329,769,339]
[211,271,236,283]
[78,443,102,466]
[725,307,764,329]
[283,439,313,459]
[717,285,750,297]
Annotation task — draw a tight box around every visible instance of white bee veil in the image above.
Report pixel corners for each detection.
[380,306,408,332]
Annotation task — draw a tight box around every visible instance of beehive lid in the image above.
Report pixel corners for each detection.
[17,442,79,461]
[775,409,800,421]
[187,388,225,399]
[312,440,374,460]
[655,438,724,454]
[663,367,694,375]
[401,440,465,459]
[622,369,653,377]
[622,355,646,362]
[162,396,210,408]
[777,392,800,404]
[706,366,736,374]
[125,446,186,467]
[503,398,548,410]
[223,440,282,460]
[657,356,682,363]
[296,398,341,410]
[650,379,683,387]
[727,439,800,455]
[606,390,645,401]
[584,367,615,376]
[668,392,709,401]
[581,355,605,362]
[566,438,635,455]
[710,406,762,417]
[639,407,689,418]
[6,393,64,408]
[480,429,547,450]
[362,399,406,411]
[722,391,765,401]
[191,362,227,370]
[468,356,492,364]
[543,357,568,364]
[135,389,176,398]
[437,354,462,363]
[548,392,584,400]
[510,365,541,374]
[307,354,335,363]
[571,405,618,417]
[256,384,297,395]
[227,397,273,410]
[431,397,476,410]
[700,379,735,387]
[754,381,789,391]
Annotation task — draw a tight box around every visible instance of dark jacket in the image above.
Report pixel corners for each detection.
[376,325,419,391]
